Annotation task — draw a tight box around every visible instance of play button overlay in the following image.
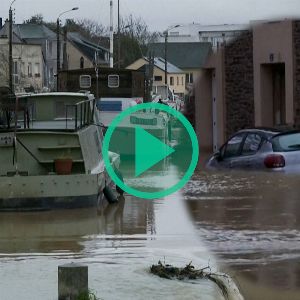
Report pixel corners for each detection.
[135,126,175,177]
[102,103,199,199]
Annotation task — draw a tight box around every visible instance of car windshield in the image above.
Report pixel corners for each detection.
[272,132,300,152]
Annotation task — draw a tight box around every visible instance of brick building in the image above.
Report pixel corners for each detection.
[195,20,300,152]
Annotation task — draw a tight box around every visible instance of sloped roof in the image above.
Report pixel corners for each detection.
[67,32,109,64]
[151,57,183,73]
[13,24,56,39]
[149,42,212,69]
[0,22,24,43]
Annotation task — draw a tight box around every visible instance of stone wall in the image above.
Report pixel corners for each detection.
[293,21,300,128]
[224,31,254,138]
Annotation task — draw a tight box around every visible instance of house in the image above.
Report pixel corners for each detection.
[194,19,300,152]
[65,32,109,70]
[149,42,211,92]
[0,22,57,90]
[158,23,248,49]
[0,25,44,92]
[126,57,186,97]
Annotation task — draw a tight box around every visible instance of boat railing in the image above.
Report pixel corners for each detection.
[65,98,95,130]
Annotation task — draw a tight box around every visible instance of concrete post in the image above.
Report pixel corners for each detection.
[58,263,88,300]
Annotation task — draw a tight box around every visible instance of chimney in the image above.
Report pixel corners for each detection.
[0,18,3,29]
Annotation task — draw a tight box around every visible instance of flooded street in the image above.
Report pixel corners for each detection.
[185,170,300,300]
[0,166,300,299]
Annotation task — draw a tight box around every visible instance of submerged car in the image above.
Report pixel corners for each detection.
[206,128,300,173]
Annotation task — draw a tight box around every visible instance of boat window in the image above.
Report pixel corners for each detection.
[241,134,262,155]
[108,75,119,88]
[80,75,91,89]
[55,101,75,119]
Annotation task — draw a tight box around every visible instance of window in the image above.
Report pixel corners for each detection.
[170,76,174,86]
[13,61,19,84]
[80,56,84,69]
[80,75,91,88]
[222,133,245,158]
[13,61,18,75]
[49,41,52,56]
[181,77,184,85]
[108,75,119,88]
[34,63,40,77]
[177,77,179,85]
[55,101,75,119]
[186,73,193,84]
[28,62,32,77]
[154,76,162,82]
[21,62,25,77]
[272,133,300,152]
[242,134,262,155]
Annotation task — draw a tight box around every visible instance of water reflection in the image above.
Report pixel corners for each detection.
[184,170,300,300]
[0,186,224,299]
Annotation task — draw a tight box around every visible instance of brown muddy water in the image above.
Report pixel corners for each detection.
[184,169,300,300]
[0,167,299,299]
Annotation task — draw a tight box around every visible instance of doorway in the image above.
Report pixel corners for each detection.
[260,63,286,127]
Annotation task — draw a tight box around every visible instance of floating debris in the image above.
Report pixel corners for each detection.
[150,261,244,300]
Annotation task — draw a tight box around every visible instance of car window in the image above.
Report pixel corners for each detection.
[272,133,300,152]
[223,133,245,158]
[241,134,262,155]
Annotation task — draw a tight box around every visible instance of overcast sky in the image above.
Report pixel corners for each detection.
[1,0,300,31]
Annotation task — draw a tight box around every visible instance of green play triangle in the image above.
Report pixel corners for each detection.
[135,126,175,177]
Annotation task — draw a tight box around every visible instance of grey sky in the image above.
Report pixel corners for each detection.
[1,0,300,31]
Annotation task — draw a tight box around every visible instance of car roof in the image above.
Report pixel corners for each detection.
[271,129,300,138]
[235,128,281,137]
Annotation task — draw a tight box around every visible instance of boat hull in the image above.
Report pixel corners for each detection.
[0,173,105,211]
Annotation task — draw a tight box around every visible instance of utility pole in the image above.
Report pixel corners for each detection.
[9,3,14,93]
[117,0,120,69]
[56,18,60,91]
[164,31,168,86]
[56,7,79,91]
[109,0,114,68]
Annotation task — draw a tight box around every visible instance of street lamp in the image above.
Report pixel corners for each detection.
[163,25,179,87]
[56,7,79,91]
[9,0,17,93]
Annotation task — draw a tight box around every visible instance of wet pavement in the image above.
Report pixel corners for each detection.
[0,167,299,299]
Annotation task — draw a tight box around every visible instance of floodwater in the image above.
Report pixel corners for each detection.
[184,169,300,300]
[0,166,299,299]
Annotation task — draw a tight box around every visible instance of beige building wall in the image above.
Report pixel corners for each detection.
[194,50,225,152]
[253,20,294,127]
[127,58,186,96]
[66,41,93,70]
[0,39,43,92]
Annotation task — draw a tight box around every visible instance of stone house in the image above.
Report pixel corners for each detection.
[195,19,300,152]
[126,57,186,97]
